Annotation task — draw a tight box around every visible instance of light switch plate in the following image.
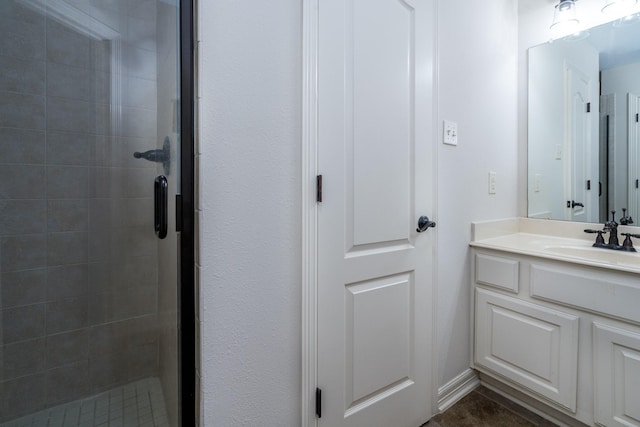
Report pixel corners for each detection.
[489,171,497,194]
[555,144,562,160]
[534,174,541,192]
[443,120,458,145]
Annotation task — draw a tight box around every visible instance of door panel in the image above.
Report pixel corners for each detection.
[346,273,412,405]
[351,0,412,246]
[317,0,435,426]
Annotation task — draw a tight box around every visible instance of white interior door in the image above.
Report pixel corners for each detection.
[565,65,595,222]
[316,1,435,426]
[600,93,615,222]
[628,93,640,221]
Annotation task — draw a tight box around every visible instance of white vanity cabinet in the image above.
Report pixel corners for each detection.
[593,322,640,427]
[472,248,640,427]
[475,287,580,412]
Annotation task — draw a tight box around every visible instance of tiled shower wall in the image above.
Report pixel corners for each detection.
[0,0,161,421]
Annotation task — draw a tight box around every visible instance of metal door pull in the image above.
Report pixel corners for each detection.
[155,175,168,239]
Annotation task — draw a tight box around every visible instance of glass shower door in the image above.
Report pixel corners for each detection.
[0,0,184,425]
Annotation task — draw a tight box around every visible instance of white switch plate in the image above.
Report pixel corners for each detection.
[443,120,458,145]
[488,171,497,194]
[534,174,541,192]
[555,144,562,160]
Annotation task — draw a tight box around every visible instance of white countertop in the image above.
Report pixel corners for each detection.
[470,218,640,274]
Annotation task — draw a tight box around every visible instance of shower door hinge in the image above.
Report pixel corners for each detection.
[175,194,183,232]
[315,387,322,418]
[316,175,323,203]
[587,102,591,113]
[636,113,639,123]
[587,180,591,190]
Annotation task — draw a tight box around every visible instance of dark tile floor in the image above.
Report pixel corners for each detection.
[422,386,559,427]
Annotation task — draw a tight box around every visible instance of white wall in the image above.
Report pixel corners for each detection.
[436,0,519,389]
[197,0,302,424]
[197,0,519,423]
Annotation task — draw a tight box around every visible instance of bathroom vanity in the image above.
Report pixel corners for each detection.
[470,218,640,427]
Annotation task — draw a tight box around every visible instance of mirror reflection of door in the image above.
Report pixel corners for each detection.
[528,19,640,224]
[629,93,640,220]
[566,65,597,222]
[600,94,615,222]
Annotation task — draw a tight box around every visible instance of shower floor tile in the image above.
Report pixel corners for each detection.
[0,378,169,427]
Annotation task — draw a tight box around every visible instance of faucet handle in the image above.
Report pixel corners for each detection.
[621,233,640,252]
[620,208,634,225]
[584,229,607,247]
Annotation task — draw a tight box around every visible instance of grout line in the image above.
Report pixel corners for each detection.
[0,377,168,427]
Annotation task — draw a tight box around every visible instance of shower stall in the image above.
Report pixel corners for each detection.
[0,0,190,425]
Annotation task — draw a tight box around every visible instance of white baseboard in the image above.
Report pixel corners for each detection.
[437,368,480,413]
[529,211,552,219]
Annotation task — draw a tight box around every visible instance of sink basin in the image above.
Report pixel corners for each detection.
[543,245,640,268]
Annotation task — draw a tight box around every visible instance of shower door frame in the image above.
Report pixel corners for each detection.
[178,0,196,425]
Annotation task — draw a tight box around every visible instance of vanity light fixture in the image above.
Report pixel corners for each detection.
[602,0,637,15]
[550,0,580,32]
[612,11,640,26]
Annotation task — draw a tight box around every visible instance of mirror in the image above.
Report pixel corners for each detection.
[528,15,640,225]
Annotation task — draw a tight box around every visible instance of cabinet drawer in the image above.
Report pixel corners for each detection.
[530,263,640,324]
[594,322,640,427]
[475,253,519,293]
[475,288,579,412]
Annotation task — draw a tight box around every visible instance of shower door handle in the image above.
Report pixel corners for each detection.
[155,175,168,239]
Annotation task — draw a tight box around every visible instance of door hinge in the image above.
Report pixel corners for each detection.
[587,180,591,190]
[587,102,591,113]
[175,194,182,232]
[315,387,322,418]
[636,113,639,123]
[636,179,639,189]
[316,175,323,203]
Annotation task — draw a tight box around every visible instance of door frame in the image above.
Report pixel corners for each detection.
[179,0,197,425]
[301,0,319,424]
[628,93,640,220]
[301,1,439,425]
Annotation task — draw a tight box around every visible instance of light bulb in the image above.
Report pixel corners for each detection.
[602,0,638,15]
[551,0,580,32]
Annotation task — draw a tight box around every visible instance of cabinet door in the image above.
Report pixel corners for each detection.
[594,322,640,427]
[475,289,579,412]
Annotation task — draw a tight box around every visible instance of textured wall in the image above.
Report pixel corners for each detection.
[435,0,519,390]
[197,0,302,424]
[197,0,520,423]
